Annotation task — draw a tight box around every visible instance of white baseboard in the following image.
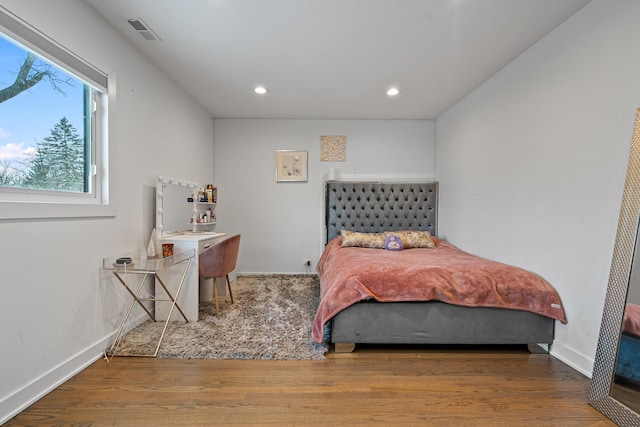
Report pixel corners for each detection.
[0,312,149,424]
[0,337,107,425]
[550,340,595,378]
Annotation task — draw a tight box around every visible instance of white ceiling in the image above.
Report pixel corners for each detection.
[85,0,591,120]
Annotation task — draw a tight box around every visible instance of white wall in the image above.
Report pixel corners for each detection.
[435,0,640,376]
[0,0,215,422]
[214,119,435,273]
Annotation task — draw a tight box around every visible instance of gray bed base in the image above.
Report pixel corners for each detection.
[324,181,555,353]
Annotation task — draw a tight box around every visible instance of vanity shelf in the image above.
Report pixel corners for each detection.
[192,199,217,231]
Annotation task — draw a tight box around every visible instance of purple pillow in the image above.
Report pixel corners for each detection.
[384,234,403,251]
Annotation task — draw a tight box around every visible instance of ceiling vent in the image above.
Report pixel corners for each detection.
[127,18,162,42]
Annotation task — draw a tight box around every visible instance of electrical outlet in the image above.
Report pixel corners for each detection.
[304,259,311,266]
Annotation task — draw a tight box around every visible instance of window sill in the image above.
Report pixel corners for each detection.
[0,201,114,221]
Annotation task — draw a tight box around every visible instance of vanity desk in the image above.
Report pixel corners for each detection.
[155,176,228,321]
[157,232,226,321]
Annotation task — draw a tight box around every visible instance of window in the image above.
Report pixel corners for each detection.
[0,8,110,219]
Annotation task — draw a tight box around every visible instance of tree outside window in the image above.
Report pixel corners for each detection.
[0,34,92,193]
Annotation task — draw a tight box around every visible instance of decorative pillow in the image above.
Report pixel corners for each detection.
[340,229,386,248]
[384,234,404,251]
[394,230,436,249]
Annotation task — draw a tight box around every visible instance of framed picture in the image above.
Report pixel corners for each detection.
[276,150,308,182]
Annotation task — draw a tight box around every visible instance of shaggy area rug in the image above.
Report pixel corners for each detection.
[114,274,328,360]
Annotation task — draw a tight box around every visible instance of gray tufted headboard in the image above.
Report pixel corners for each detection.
[325,181,438,242]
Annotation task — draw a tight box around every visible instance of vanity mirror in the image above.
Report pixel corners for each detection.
[156,176,197,237]
[589,109,640,425]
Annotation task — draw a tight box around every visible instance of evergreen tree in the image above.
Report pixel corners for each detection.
[24,117,85,191]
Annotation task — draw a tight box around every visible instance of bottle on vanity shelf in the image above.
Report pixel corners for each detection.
[206,184,214,203]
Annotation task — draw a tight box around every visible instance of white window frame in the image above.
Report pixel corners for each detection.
[0,7,112,220]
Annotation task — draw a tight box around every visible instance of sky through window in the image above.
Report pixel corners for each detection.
[0,35,84,176]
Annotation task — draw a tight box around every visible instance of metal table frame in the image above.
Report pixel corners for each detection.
[102,249,195,361]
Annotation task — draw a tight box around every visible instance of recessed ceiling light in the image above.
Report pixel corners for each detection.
[254,86,268,94]
[386,87,400,96]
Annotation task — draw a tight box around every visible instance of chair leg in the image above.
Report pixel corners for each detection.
[226,274,234,304]
[213,278,220,318]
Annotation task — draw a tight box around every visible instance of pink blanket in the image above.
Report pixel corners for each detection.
[312,237,567,343]
[623,303,640,338]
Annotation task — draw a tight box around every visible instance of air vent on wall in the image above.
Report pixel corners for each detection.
[127,18,162,42]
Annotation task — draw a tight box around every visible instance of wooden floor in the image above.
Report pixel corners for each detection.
[6,345,615,426]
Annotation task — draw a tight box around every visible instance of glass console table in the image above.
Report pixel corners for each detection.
[102,248,195,360]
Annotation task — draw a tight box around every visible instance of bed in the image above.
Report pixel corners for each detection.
[313,181,567,353]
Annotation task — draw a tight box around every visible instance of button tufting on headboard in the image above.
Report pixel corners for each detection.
[325,181,438,242]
